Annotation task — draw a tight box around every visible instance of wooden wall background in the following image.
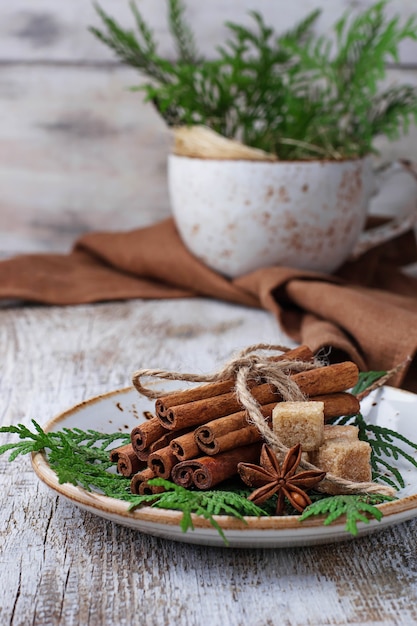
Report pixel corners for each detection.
[1,0,417,256]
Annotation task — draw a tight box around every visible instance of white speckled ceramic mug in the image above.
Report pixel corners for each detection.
[168,155,416,277]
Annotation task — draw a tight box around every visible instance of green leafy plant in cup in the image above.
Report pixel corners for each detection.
[89,0,417,160]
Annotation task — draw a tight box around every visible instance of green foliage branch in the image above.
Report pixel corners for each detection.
[89,0,417,159]
[299,493,393,535]
[128,478,267,545]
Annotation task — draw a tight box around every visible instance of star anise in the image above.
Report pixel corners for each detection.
[238,443,326,515]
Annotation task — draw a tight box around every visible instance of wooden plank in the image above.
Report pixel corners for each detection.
[1,0,417,65]
[1,299,417,625]
[1,64,417,255]
[0,65,172,253]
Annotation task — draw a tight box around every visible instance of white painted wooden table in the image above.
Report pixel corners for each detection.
[1,295,417,626]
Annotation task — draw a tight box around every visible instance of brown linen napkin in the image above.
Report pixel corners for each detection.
[1,218,416,390]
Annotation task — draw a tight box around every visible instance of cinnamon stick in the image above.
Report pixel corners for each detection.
[134,448,150,462]
[109,444,146,477]
[131,417,167,454]
[147,445,179,479]
[155,344,314,417]
[170,431,201,460]
[133,427,196,463]
[130,467,155,494]
[200,426,262,455]
[171,460,202,488]
[149,427,194,453]
[172,444,262,490]
[195,403,275,445]
[157,361,359,430]
[293,364,359,397]
[130,468,165,495]
[138,482,165,495]
[314,392,360,420]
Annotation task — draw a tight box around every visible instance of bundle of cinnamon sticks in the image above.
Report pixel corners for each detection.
[112,345,361,495]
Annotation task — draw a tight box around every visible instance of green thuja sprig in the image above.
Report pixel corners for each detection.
[0,421,130,462]
[89,1,169,84]
[299,493,394,535]
[167,0,200,64]
[0,421,131,489]
[352,370,388,396]
[347,411,417,490]
[129,478,267,545]
[0,421,56,460]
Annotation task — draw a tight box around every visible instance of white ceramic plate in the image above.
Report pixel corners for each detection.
[32,386,417,548]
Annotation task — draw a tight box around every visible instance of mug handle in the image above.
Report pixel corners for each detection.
[350,159,417,260]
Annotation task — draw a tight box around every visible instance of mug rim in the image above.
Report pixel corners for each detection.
[169,153,371,165]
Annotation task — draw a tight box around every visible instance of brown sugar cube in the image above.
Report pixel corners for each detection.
[323,425,359,441]
[310,439,372,482]
[272,401,324,452]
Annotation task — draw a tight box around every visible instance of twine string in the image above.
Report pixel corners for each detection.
[132,343,319,399]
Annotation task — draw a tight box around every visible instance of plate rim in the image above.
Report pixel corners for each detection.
[31,385,417,534]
